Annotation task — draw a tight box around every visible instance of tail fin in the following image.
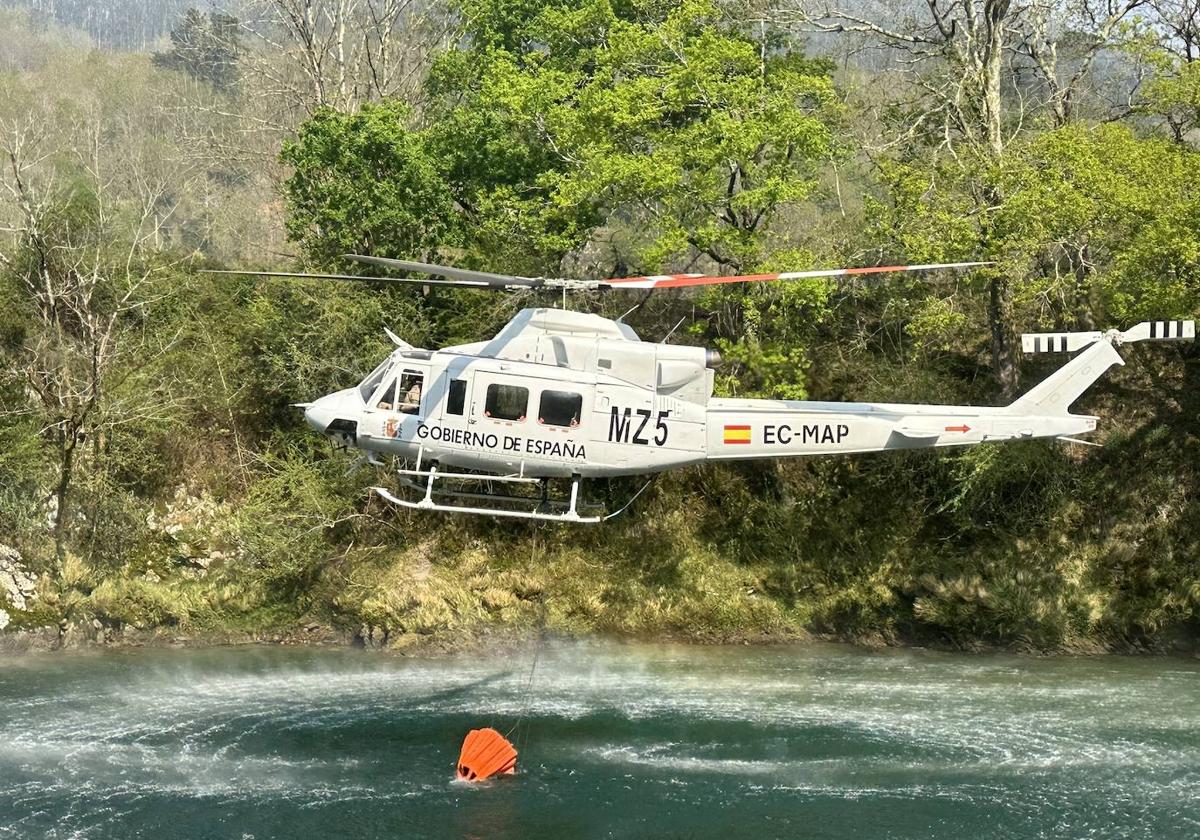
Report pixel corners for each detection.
[1008,339,1124,416]
[1009,320,1195,416]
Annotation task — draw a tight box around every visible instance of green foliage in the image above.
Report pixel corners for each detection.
[867,123,1200,351]
[281,103,459,266]
[1143,59,1200,142]
[526,0,836,269]
[284,0,839,278]
[993,124,1200,325]
[0,410,48,559]
[226,446,363,599]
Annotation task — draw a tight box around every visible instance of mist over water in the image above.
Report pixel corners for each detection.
[1,642,1197,839]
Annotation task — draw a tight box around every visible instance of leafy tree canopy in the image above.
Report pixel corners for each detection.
[281,102,459,266]
[867,124,1200,350]
[284,0,840,279]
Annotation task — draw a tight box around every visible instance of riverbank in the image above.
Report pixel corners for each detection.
[4,616,1197,659]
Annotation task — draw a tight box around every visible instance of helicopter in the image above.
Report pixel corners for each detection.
[216,255,1195,522]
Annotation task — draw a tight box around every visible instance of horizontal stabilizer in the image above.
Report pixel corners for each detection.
[1119,320,1195,343]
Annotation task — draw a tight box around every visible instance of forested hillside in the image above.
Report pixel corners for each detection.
[0,0,1197,652]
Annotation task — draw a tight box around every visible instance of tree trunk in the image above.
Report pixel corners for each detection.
[1073,244,1096,330]
[988,274,1019,397]
[53,437,77,562]
[982,0,1010,156]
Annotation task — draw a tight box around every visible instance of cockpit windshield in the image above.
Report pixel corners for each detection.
[357,358,392,403]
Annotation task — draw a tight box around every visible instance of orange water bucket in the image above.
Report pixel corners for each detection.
[456,728,518,782]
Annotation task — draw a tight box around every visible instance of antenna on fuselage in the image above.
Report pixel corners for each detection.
[616,288,656,323]
[384,327,412,349]
[616,302,641,323]
[661,316,687,343]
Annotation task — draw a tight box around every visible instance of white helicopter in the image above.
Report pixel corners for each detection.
[219,255,1195,522]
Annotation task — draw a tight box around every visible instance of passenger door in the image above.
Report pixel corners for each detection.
[465,373,533,467]
[419,368,472,458]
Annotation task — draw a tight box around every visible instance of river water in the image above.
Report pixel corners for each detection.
[0,641,1197,839]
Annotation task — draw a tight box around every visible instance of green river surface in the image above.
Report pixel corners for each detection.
[0,640,1197,839]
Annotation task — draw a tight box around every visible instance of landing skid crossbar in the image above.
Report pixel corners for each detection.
[394,475,604,512]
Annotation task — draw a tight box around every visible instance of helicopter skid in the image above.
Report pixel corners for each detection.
[372,465,656,523]
[373,485,603,523]
[373,466,607,523]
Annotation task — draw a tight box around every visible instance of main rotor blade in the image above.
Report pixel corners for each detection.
[599,260,992,289]
[205,258,990,293]
[343,254,543,288]
[200,269,492,288]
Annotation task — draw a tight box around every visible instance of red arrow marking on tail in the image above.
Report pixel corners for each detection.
[944,424,971,433]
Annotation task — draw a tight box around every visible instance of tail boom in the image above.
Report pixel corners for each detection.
[704,400,1095,461]
[704,320,1192,462]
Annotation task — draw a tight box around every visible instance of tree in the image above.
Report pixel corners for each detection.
[1152,0,1200,61]
[1144,59,1200,142]
[285,0,840,287]
[0,99,186,561]
[281,0,842,378]
[867,124,1200,341]
[280,101,458,265]
[237,0,452,116]
[1142,0,1200,142]
[772,0,1154,393]
[782,0,1148,153]
[153,8,243,92]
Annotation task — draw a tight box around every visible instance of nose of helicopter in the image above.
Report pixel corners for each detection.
[301,388,359,433]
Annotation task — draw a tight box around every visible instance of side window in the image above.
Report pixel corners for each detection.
[538,390,583,427]
[397,370,424,415]
[447,379,467,416]
[485,384,528,421]
[376,379,397,410]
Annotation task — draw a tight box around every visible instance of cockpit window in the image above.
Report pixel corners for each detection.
[357,359,391,403]
[376,379,397,410]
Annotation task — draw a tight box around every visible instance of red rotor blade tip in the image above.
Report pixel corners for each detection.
[602,260,989,289]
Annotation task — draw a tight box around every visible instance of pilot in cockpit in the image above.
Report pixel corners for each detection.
[400,379,422,414]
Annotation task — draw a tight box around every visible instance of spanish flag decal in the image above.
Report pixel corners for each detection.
[723,424,751,445]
